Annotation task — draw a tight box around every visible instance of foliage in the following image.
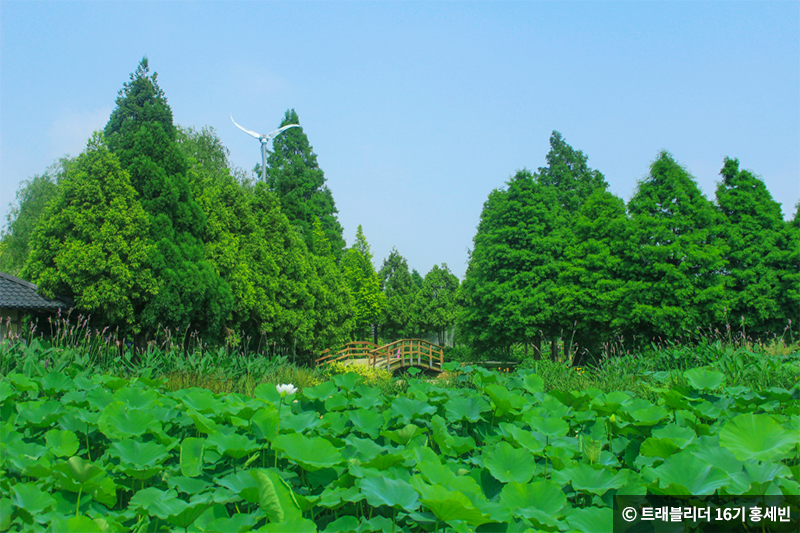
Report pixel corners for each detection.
[342,225,385,341]
[716,157,799,338]
[2,359,798,532]
[622,151,726,341]
[324,360,392,388]
[378,248,419,341]
[23,134,156,331]
[0,159,69,276]
[267,109,346,259]
[414,264,460,345]
[103,57,233,340]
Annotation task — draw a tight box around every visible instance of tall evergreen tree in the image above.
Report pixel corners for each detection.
[341,225,385,341]
[378,248,418,340]
[267,109,346,259]
[538,131,608,213]
[460,169,567,354]
[104,58,232,340]
[414,264,460,345]
[623,152,725,341]
[25,133,156,330]
[716,157,798,337]
[556,189,633,361]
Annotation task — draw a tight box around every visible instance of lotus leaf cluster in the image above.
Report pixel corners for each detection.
[0,364,798,532]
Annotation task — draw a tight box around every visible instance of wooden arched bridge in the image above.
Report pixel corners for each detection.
[315,339,444,373]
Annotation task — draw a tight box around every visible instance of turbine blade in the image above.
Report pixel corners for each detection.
[266,124,300,141]
[230,114,262,139]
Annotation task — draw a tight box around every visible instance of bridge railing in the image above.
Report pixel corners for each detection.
[369,339,444,373]
[315,341,378,367]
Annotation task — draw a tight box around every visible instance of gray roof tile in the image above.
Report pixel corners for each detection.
[0,271,73,311]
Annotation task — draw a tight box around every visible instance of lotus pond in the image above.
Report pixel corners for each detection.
[1,364,799,532]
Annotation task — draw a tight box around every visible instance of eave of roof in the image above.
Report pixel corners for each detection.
[0,271,74,311]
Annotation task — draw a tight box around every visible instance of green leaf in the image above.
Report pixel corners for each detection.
[719,413,797,462]
[205,429,259,460]
[650,451,730,495]
[251,469,283,522]
[10,483,56,515]
[685,368,726,390]
[45,429,79,457]
[483,441,537,483]
[564,463,627,495]
[566,506,613,533]
[272,433,343,471]
[445,394,491,423]
[499,480,566,526]
[180,437,204,477]
[359,477,420,512]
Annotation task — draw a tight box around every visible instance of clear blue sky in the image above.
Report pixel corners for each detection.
[2,1,798,280]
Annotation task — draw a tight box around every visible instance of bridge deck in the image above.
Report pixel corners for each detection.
[316,339,444,373]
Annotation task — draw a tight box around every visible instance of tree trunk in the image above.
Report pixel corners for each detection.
[550,338,558,362]
[533,334,542,361]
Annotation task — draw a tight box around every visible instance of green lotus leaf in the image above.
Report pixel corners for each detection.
[250,406,280,441]
[169,475,212,495]
[188,410,218,434]
[484,441,537,483]
[687,437,744,475]
[526,415,569,439]
[98,400,157,439]
[318,486,364,509]
[252,468,302,522]
[322,515,359,533]
[273,433,343,471]
[40,372,75,395]
[359,476,420,512]
[0,498,12,530]
[215,471,260,503]
[348,409,384,439]
[521,372,544,393]
[324,393,350,412]
[113,386,160,410]
[10,483,56,515]
[52,456,106,487]
[351,388,384,410]
[7,373,38,395]
[651,424,695,447]
[381,423,426,446]
[362,452,406,471]
[499,480,566,526]
[566,506,613,533]
[176,387,224,414]
[205,429,259,460]
[412,447,481,495]
[17,399,64,428]
[564,463,628,495]
[389,397,437,423]
[684,368,726,391]
[484,384,525,418]
[206,512,258,533]
[303,380,338,401]
[344,435,385,461]
[719,413,798,462]
[639,437,679,459]
[259,517,318,532]
[108,439,170,480]
[499,422,546,454]
[626,405,670,426]
[332,372,365,391]
[280,410,321,434]
[589,390,631,415]
[413,480,493,526]
[45,429,79,457]
[650,451,730,495]
[0,380,16,403]
[180,437,204,477]
[57,516,104,533]
[445,394,492,423]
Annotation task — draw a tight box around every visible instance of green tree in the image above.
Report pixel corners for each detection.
[267,109,346,259]
[538,131,608,214]
[24,133,156,330]
[556,189,633,361]
[104,58,233,340]
[622,151,725,342]
[716,157,798,337]
[414,264,460,345]
[460,170,567,355]
[378,248,419,340]
[341,225,385,341]
[0,158,70,276]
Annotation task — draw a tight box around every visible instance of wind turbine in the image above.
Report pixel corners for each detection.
[230,115,300,182]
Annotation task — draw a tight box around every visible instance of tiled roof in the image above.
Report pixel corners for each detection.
[0,271,73,311]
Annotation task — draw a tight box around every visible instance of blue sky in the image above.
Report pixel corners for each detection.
[1,1,798,280]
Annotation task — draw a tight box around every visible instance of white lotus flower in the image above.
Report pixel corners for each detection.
[276,383,298,398]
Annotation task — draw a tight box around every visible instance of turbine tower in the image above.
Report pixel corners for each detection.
[230,115,300,182]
